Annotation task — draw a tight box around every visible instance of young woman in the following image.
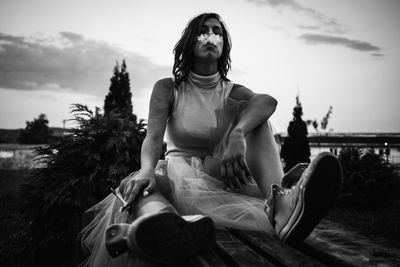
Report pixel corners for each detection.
[80,12,342,266]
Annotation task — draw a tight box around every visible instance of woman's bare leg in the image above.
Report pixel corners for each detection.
[132,175,177,218]
[108,174,215,264]
[124,174,177,219]
[106,175,177,258]
[245,121,343,244]
[246,121,283,198]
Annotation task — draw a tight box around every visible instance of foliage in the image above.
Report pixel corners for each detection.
[320,106,333,131]
[0,169,32,267]
[18,114,54,144]
[338,147,400,209]
[104,60,134,118]
[0,194,30,267]
[19,104,145,266]
[18,61,145,266]
[281,95,311,172]
[306,106,333,132]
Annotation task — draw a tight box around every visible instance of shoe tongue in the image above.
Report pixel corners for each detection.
[264,184,278,227]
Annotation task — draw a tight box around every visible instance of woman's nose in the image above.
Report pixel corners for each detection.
[206,28,214,36]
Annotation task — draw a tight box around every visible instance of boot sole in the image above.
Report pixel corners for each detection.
[279,152,342,244]
[132,212,216,264]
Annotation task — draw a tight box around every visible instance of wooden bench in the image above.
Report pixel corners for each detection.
[187,220,400,267]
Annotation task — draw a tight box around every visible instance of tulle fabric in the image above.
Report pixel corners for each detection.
[79,194,133,267]
[166,155,272,232]
[79,98,274,266]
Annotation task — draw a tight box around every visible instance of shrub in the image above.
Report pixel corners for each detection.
[18,114,53,144]
[0,191,30,267]
[338,147,400,209]
[19,104,145,266]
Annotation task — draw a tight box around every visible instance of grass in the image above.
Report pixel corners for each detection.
[326,202,400,242]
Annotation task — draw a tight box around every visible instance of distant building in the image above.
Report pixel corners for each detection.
[0,127,71,169]
[0,144,43,169]
[280,132,400,164]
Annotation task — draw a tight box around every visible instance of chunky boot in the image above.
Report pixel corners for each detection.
[106,212,216,264]
[264,152,343,244]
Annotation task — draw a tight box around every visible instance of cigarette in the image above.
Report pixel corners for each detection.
[110,188,128,207]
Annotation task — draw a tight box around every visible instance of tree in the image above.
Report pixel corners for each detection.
[307,106,333,133]
[104,60,134,119]
[320,106,333,131]
[18,114,53,144]
[281,95,311,172]
[19,61,145,266]
[19,114,51,143]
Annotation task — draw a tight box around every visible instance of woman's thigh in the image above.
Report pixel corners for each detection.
[155,174,174,202]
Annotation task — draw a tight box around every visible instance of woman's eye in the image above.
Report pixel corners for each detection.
[213,29,222,36]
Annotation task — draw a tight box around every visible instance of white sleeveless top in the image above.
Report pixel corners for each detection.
[165,71,234,159]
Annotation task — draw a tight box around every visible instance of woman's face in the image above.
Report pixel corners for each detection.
[193,18,224,61]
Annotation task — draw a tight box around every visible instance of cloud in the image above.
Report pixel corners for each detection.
[247,0,346,33]
[0,32,170,97]
[299,33,382,53]
[297,24,320,31]
[60,32,84,43]
[371,53,384,57]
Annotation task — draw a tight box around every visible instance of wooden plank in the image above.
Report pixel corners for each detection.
[215,230,277,267]
[191,250,228,267]
[230,229,326,267]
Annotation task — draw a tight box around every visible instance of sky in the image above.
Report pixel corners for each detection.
[0,0,399,133]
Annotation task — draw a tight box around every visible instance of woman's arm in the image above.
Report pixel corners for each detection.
[220,83,277,189]
[140,78,174,173]
[123,78,174,206]
[229,84,277,135]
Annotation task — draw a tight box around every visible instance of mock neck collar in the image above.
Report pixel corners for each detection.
[188,71,220,89]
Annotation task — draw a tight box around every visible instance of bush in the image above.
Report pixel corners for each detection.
[338,147,400,209]
[18,114,54,144]
[0,191,31,267]
[19,104,145,267]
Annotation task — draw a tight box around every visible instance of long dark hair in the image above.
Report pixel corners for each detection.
[173,13,232,86]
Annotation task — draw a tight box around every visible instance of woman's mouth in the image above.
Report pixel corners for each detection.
[205,43,216,48]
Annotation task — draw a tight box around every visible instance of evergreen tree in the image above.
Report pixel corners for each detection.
[280,95,311,172]
[104,60,134,119]
[18,114,53,144]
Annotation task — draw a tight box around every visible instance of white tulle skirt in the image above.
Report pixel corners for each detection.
[79,99,275,266]
[79,155,274,266]
[164,155,272,231]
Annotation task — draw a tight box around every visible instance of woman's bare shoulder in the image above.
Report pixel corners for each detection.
[154,78,174,90]
[230,83,255,101]
[151,78,175,107]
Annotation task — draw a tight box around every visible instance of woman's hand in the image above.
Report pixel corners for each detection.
[221,129,252,189]
[121,170,157,211]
